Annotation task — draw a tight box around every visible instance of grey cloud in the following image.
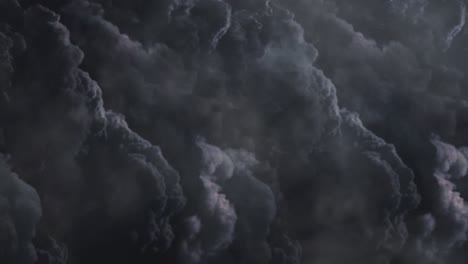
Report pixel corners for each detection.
[0,155,41,264]
[178,139,237,263]
[2,0,468,264]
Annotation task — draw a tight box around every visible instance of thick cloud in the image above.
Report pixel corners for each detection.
[0,155,41,264]
[418,139,468,257]
[281,0,468,262]
[178,139,237,263]
[0,3,184,264]
[1,0,468,264]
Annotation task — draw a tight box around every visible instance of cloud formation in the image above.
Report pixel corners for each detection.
[1,0,468,264]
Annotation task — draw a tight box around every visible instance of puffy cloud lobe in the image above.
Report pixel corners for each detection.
[180,140,278,264]
[222,149,277,264]
[0,5,107,241]
[0,155,41,264]
[282,110,420,264]
[279,2,468,261]
[428,139,468,249]
[286,0,466,137]
[0,4,185,264]
[178,139,237,263]
[396,139,468,264]
[70,111,186,263]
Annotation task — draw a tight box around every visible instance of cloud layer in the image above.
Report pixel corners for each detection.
[1,0,468,264]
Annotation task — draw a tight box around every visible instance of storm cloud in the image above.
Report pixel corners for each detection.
[1,0,468,264]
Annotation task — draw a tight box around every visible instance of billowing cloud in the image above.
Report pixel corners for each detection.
[1,0,468,264]
[0,155,41,264]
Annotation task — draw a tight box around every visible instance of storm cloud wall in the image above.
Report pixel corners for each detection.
[0,0,468,264]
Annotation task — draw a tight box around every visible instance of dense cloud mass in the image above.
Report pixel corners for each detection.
[0,155,41,264]
[2,0,468,263]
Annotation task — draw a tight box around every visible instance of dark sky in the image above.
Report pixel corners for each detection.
[1,0,468,263]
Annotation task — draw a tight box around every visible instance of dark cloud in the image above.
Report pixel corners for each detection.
[0,155,41,264]
[1,0,468,264]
